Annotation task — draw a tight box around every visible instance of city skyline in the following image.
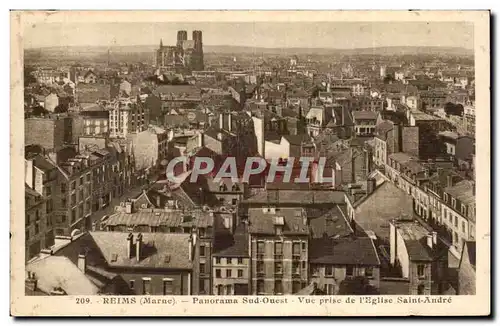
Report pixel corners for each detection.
[24,21,474,50]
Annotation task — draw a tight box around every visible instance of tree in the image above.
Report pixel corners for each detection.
[338,276,380,295]
[24,67,37,86]
[444,102,464,117]
[31,106,49,116]
[54,104,68,114]
[383,74,395,84]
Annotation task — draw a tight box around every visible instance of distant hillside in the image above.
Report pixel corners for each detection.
[25,45,474,56]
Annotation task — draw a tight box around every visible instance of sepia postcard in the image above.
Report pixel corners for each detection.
[10,10,490,317]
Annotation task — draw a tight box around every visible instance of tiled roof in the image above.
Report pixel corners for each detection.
[244,190,345,205]
[352,111,378,121]
[213,225,249,257]
[26,256,101,295]
[32,155,57,172]
[106,208,213,228]
[90,231,193,269]
[309,237,380,266]
[444,180,475,206]
[248,207,308,235]
[307,205,352,239]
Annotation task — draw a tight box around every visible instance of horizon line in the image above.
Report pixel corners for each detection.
[25,44,474,51]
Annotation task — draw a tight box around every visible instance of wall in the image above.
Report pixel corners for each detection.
[265,138,290,161]
[458,256,476,295]
[118,270,190,295]
[250,235,308,295]
[354,183,414,241]
[130,131,160,170]
[402,126,419,158]
[212,257,250,295]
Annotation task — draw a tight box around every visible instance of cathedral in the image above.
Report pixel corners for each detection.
[154,30,204,72]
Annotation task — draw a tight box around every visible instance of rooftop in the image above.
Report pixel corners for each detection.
[247,207,308,235]
[309,237,381,266]
[90,231,193,269]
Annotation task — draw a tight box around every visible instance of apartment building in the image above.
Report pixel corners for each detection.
[247,207,309,295]
[212,225,250,295]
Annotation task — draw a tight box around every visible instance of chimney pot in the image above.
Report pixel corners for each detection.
[432,231,438,245]
[127,233,134,259]
[427,233,433,249]
[136,233,143,261]
[78,253,87,273]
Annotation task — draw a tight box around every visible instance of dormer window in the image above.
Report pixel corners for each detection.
[232,184,240,192]
[219,183,227,192]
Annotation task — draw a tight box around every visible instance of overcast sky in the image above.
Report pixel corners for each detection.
[24,21,474,49]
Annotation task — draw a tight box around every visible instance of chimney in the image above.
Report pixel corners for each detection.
[472,182,476,196]
[127,233,134,259]
[136,233,143,261]
[447,175,454,187]
[227,113,232,132]
[198,132,204,147]
[219,113,224,130]
[77,253,87,273]
[432,231,438,245]
[427,233,433,249]
[25,271,38,292]
[156,195,161,208]
[366,178,376,195]
[125,200,132,214]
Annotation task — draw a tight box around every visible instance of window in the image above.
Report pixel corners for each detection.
[274,280,283,295]
[417,284,425,295]
[217,285,223,295]
[257,280,265,294]
[79,176,84,185]
[311,266,319,276]
[225,285,232,295]
[86,173,91,182]
[325,265,334,277]
[451,198,456,209]
[226,269,232,278]
[61,198,67,208]
[199,279,206,295]
[462,221,466,233]
[417,264,425,279]
[215,257,221,264]
[302,242,306,251]
[200,263,205,274]
[238,269,243,278]
[292,281,301,294]
[142,278,152,295]
[257,241,265,254]
[129,280,135,291]
[292,262,300,275]
[365,267,374,278]
[237,258,243,264]
[461,204,467,216]
[346,266,354,277]
[216,269,221,278]
[71,209,76,223]
[163,279,173,295]
[45,186,52,197]
[200,245,205,257]
[257,261,264,273]
[274,262,283,274]
[227,258,232,265]
[61,183,66,193]
[274,242,283,256]
[327,284,335,295]
[454,216,458,227]
[71,194,76,206]
[444,193,448,203]
[231,198,237,206]
[199,228,205,237]
[454,232,459,246]
[292,243,301,256]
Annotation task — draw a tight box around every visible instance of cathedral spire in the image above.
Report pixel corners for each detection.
[160,39,163,48]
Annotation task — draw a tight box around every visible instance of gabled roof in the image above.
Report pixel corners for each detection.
[90,232,193,269]
[213,225,249,257]
[309,237,381,266]
[26,256,102,295]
